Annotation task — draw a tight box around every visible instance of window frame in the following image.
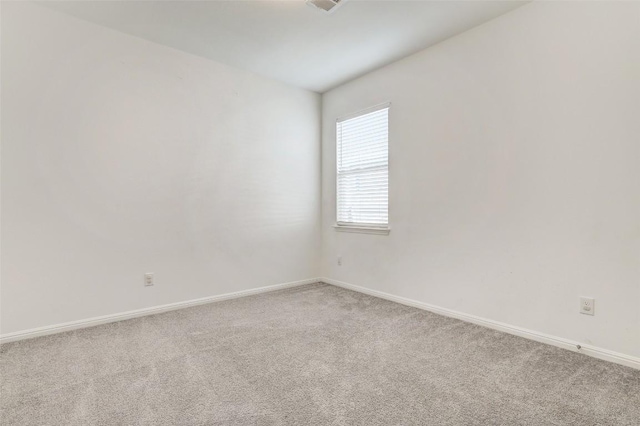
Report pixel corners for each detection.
[334,102,391,235]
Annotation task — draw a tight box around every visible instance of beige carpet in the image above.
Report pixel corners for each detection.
[1,282,639,425]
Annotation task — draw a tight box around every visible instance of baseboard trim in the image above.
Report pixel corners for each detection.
[0,278,320,344]
[321,277,640,370]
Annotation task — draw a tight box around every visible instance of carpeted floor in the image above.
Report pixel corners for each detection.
[1,283,639,425]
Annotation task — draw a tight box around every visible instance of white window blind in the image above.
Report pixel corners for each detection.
[337,105,389,227]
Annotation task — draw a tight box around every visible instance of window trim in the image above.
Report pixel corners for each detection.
[333,224,391,235]
[335,102,391,235]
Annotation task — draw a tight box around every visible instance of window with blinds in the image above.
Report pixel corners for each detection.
[336,104,389,228]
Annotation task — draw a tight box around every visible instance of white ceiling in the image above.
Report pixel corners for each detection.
[41,1,527,93]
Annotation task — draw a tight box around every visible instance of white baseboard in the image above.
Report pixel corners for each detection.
[4,276,638,370]
[321,277,640,370]
[0,278,320,344]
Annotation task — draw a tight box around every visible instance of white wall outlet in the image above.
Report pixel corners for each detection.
[337,255,342,266]
[580,297,594,315]
[144,273,154,287]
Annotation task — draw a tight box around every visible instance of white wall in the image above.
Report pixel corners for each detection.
[1,3,320,334]
[2,1,638,361]
[322,2,640,358]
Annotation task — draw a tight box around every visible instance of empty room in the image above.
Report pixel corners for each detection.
[1,0,639,424]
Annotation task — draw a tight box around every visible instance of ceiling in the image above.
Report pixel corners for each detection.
[41,1,528,93]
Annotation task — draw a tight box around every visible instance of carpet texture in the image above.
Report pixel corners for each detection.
[1,283,639,425]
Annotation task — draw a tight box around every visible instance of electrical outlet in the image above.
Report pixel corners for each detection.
[337,256,342,266]
[144,273,154,287]
[580,297,594,315]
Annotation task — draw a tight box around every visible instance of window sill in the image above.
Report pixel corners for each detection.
[333,225,391,235]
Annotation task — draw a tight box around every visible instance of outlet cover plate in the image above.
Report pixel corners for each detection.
[144,273,154,287]
[580,297,594,315]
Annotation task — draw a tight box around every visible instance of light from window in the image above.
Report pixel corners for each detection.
[337,104,389,227]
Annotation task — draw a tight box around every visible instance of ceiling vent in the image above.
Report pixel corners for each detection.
[306,0,344,14]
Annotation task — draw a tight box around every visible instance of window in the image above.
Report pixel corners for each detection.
[336,104,389,232]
